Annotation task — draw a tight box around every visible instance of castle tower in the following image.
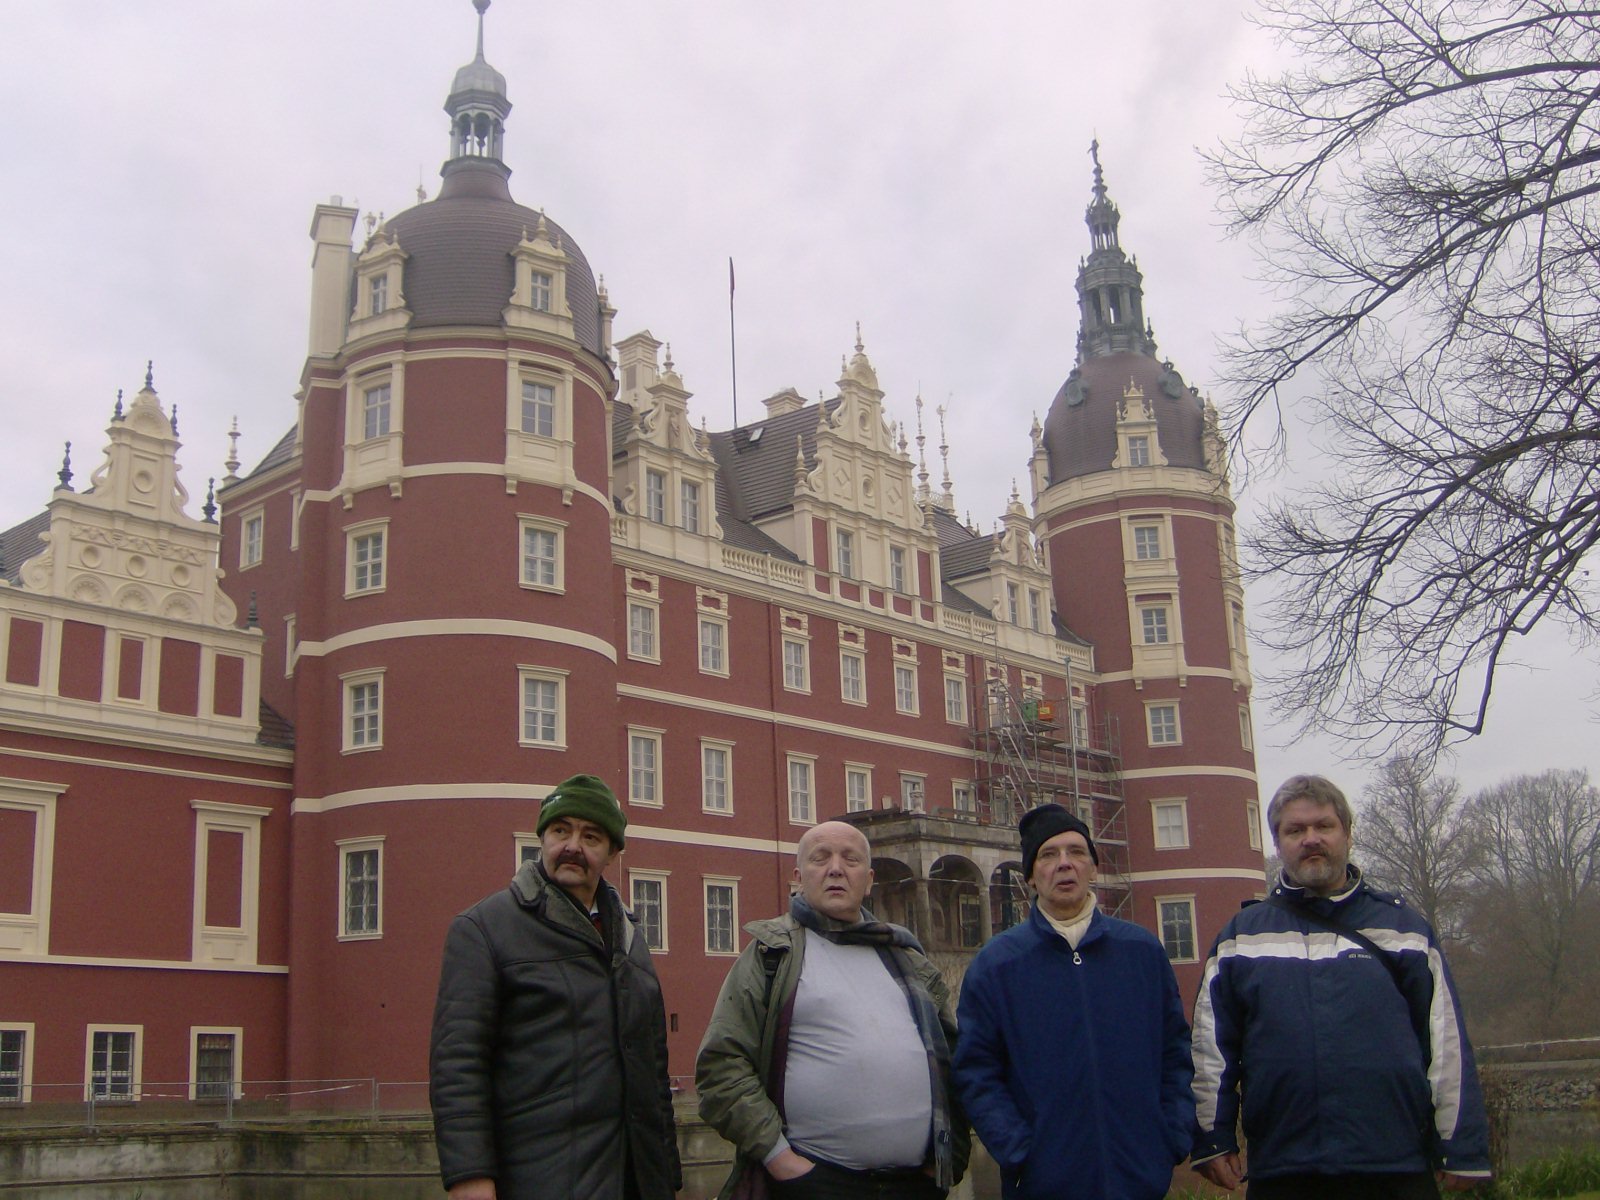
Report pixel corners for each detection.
[217,1,622,1083]
[1033,146,1262,994]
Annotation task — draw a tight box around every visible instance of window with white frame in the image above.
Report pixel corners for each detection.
[339,838,383,938]
[1140,604,1170,645]
[953,781,976,814]
[1147,703,1181,746]
[628,600,659,662]
[698,617,727,675]
[520,520,562,590]
[0,1026,32,1104]
[845,765,871,813]
[347,525,387,595]
[782,638,810,692]
[0,778,62,957]
[645,469,666,523]
[1007,583,1020,624]
[530,270,553,313]
[369,274,388,316]
[1133,524,1163,560]
[894,663,918,715]
[840,650,865,704]
[1157,897,1198,962]
[787,756,815,824]
[944,675,966,724]
[521,380,556,437]
[704,880,738,955]
[520,671,565,747]
[889,545,908,593]
[629,730,662,807]
[702,741,732,814]
[681,481,702,534]
[1071,700,1089,747]
[1239,705,1254,751]
[1246,799,1263,851]
[1152,799,1189,849]
[241,512,264,569]
[342,672,383,752]
[191,1029,241,1101]
[1127,434,1150,467]
[631,873,668,951]
[1029,588,1044,632]
[836,528,855,579]
[87,1027,140,1101]
[362,383,392,440]
[900,773,926,812]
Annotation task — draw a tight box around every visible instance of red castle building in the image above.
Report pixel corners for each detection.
[0,8,1263,1104]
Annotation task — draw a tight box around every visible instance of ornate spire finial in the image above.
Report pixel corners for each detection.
[203,478,217,523]
[58,442,73,490]
[474,0,490,59]
[144,360,154,390]
[663,342,674,373]
[1090,137,1105,199]
[113,388,124,420]
[938,402,954,508]
[854,321,864,353]
[224,417,242,483]
[170,405,180,436]
[915,392,930,502]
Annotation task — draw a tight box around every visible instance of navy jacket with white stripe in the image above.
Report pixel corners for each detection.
[1191,868,1490,1180]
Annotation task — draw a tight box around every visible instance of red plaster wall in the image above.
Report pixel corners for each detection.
[158,639,201,716]
[117,637,144,700]
[57,621,104,701]
[206,829,245,928]
[213,654,245,719]
[0,806,35,912]
[4,618,44,686]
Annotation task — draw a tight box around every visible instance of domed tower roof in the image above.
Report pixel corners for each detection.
[1042,144,1207,482]
[375,0,603,355]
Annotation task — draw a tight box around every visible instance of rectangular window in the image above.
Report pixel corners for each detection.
[681,481,701,533]
[705,881,738,955]
[241,513,263,568]
[521,673,563,745]
[0,1028,29,1103]
[521,524,560,589]
[1028,588,1044,633]
[530,270,552,313]
[645,469,666,523]
[89,1029,138,1101]
[840,650,865,704]
[193,1031,238,1101]
[1007,583,1020,624]
[782,638,809,692]
[836,529,855,579]
[944,675,966,724]
[1247,800,1263,851]
[958,893,983,947]
[1141,605,1170,645]
[900,774,925,812]
[628,602,658,661]
[845,766,871,813]
[631,874,667,951]
[1239,705,1254,751]
[362,383,392,440]
[698,617,727,675]
[1153,800,1189,849]
[1071,701,1088,747]
[345,677,382,751]
[1134,524,1162,560]
[889,545,907,593]
[702,742,731,813]
[1158,898,1198,962]
[1147,703,1180,746]
[629,732,661,807]
[894,663,918,714]
[350,529,386,593]
[521,380,555,437]
[370,274,388,316]
[953,782,976,815]
[788,757,814,824]
[1127,435,1150,467]
[340,841,382,937]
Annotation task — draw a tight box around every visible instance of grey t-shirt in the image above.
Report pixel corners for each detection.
[781,935,934,1170]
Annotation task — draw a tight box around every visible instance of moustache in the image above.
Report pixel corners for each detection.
[555,851,589,867]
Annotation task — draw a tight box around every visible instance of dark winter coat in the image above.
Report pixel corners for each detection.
[429,860,682,1200]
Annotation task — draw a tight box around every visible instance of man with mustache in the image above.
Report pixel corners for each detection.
[1191,775,1491,1198]
[429,774,680,1200]
[952,803,1195,1200]
[696,820,968,1199]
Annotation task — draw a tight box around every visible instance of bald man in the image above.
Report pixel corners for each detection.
[696,821,969,1200]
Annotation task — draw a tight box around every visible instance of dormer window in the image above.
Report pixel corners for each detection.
[1127,435,1150,467]
[370,275,388,316]
[530,271,552,313]
[645,470,666,524]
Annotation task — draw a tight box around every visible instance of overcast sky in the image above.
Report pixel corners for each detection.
[2,1,1593,812]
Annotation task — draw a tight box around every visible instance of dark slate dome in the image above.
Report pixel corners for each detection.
[1042,351,1207,483]
[379,161,603,356]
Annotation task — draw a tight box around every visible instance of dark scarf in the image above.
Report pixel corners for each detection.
[789,894,956,1188]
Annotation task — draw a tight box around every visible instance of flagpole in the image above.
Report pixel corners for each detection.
[728,257,739,428]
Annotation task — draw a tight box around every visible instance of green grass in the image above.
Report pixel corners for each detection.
[1496,1149,1600,1199]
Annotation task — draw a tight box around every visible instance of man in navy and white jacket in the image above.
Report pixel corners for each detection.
[954,804,1195,1200]
[1192,774,1491,1199]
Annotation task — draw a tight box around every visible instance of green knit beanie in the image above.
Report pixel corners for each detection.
[537,774,627,849]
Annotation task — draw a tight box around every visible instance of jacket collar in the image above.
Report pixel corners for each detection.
[511,859,634,954]
[1272,863,1365,905]
[1027,898,1104,946]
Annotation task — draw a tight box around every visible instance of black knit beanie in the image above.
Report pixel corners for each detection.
[1019,802,1098,879]
[537,773,628,849]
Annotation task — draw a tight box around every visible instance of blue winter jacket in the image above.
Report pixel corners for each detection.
[1191,870,1491,1181]
[953,906,1195,1200]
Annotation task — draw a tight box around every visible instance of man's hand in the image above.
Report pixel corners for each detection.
[448,1179,496,1199]
[766,1149,816,1182]
[1439,1172,1482,1193]
[1195,1153,1243,1191]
